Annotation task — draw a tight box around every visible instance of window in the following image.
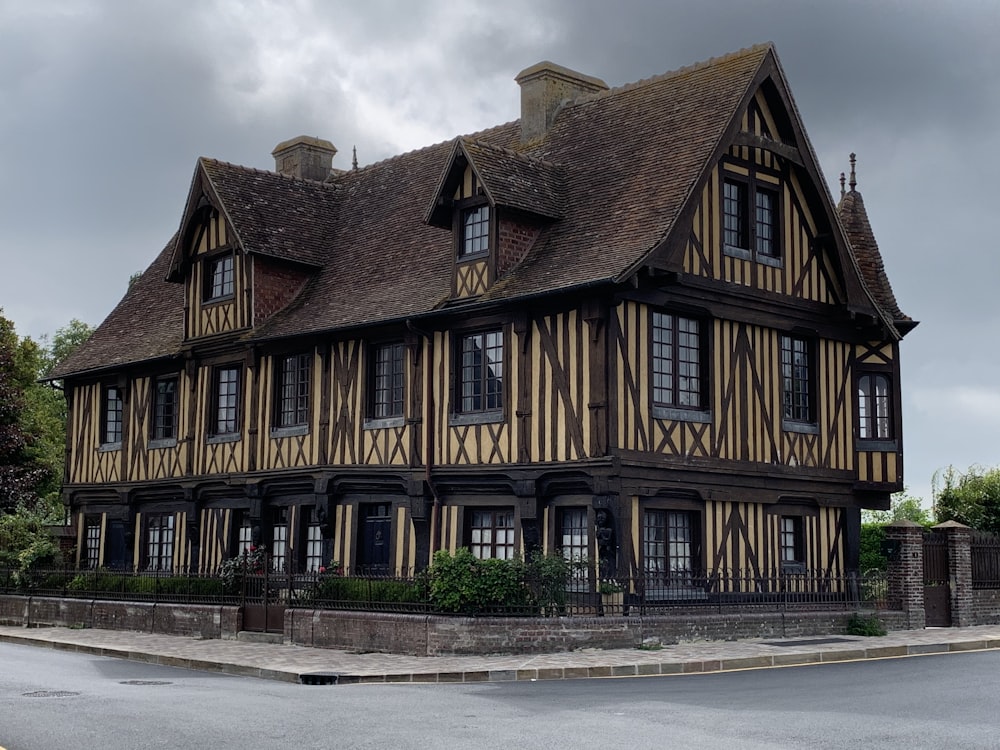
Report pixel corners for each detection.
[560,508,589,590]
[204,254,234,301]
[460,204,490,258]
[371,342,405,419]
[102,386,123,445]
[303,507,324,573]
[652,312,703,410]
[723,180,748,250]
[780,335,813,423]
[212,366,240,436]
[271,508,288,572]
[275,354,310,428]
[779,516,805,568]
[755,187,778,257]
[469,509,515,560]
[84,517,102,569]
[643,510,698,587]
[858,373,893,440]
[458,330,504,414]
[723,173,781,261]
[152,377,178,441]
[146,514,174,571]
[235,512,253,557]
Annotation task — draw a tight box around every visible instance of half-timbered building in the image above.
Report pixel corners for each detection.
[52,44,914,589]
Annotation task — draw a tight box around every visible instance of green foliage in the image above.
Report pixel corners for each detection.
[846,612,887,637]
[934,465,1000,534]
[859,523,887,573]
[63,570,224,598]
[426,548,532,614]
[0,312,94,511]
[218,548,267,594]
[0,503,60,566]
[862,490,932,526]
[304,574,424,605]
[424,548,572,615]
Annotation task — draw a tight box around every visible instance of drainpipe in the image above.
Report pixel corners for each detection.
[406,319,443,558]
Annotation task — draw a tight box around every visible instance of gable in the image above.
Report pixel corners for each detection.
[643,57,890,332]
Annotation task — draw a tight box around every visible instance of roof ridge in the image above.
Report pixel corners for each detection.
[462,137,559,169]
[571,42,773,107]
[199,156,343,189]
[339,120,521,177]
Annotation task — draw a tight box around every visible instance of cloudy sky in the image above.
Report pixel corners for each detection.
[1,0,997,505]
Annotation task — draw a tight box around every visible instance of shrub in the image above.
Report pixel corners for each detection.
[847,612,887,637]
[426,548,532,614]
[860,523,887,573]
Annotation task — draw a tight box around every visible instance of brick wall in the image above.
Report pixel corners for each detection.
[496,217,541,277]
[0,596,240,639]
[1,595,908,655]
[253,257,311,324]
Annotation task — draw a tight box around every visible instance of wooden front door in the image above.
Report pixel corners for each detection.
[358,504,391,574]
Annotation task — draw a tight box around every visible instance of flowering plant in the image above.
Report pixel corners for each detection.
[218,546,268,593]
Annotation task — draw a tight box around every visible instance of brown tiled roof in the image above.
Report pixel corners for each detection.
[61,43,903,376]
[838,189,913,328]
[49,238,184,379]
[460,139,564,219]
[201,159,341,267]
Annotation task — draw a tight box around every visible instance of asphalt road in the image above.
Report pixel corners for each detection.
[1,642,998,749]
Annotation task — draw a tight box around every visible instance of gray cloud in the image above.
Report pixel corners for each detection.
[1,0,997,502]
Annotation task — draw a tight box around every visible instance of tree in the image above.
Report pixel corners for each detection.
[862,490,932,526]
[39,318,94,378]
[934,465,1000,534]
[0,312,46,512]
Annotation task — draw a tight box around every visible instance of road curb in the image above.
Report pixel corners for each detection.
[2,630,999,685]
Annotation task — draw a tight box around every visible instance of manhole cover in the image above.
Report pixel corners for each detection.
[763,637,856,647]
[119,680,173,686]
[22,690,80,698]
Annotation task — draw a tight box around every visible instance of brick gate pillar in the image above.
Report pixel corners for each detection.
[934,520,973,627]
[886,520,925,629]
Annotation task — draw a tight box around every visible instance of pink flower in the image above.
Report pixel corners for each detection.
[318,566,326,574]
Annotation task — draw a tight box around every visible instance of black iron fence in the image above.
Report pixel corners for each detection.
[0,564,892,616]
[972,531,1000,589]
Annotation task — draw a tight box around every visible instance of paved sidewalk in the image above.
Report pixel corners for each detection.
[2,624,999,685]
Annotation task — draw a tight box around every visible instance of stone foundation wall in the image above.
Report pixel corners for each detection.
[0,596,240,639]
[0,595,909,655]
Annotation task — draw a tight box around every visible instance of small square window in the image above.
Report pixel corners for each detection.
[468,508,515,560]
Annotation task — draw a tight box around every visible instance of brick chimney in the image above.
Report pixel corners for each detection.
[515,61,608,143]
[271,136,338,181]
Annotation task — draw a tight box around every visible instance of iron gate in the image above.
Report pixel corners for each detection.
[240,560,286,634]
[923,531,951,627]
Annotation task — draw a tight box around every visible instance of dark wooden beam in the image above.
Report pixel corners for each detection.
[731,132,804,167]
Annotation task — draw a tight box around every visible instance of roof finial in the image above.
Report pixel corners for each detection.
[839,171,846,198]
[849,152,857,192]
[352,146,358,171]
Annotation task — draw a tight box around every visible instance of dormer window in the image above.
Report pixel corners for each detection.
[205,253,234,301]
[460,204,490,258]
